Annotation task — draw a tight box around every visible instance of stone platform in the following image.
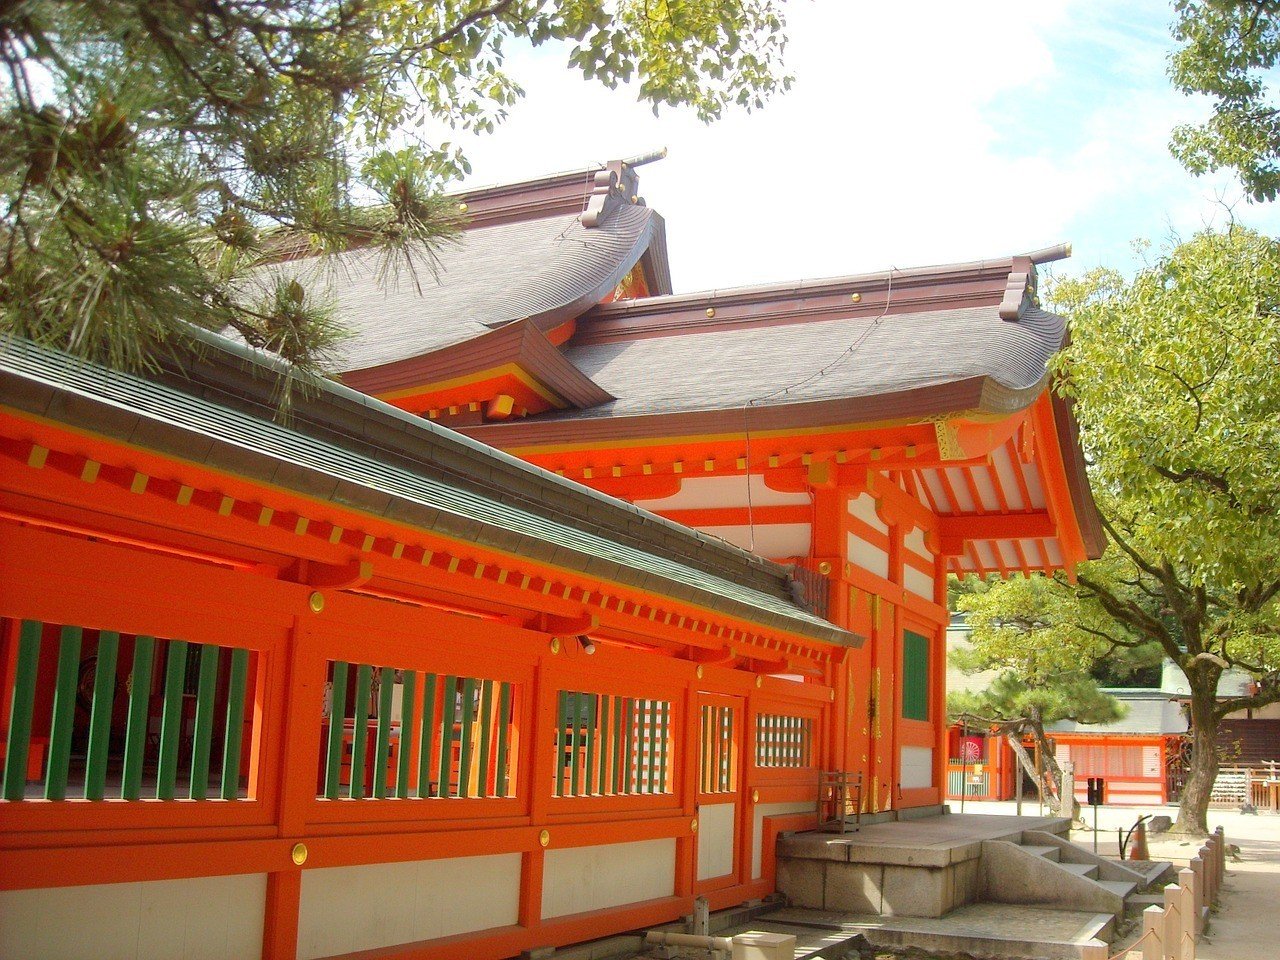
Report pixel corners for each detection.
[777,813,1072,917]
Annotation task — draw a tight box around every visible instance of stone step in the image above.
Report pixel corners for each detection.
[1018,845,1062,862]
[1096,880,1137,900]
[1125,892,1165,918]
[1056,862,1099,881]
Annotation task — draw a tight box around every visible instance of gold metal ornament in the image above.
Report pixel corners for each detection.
[850,292,862,302]
[549,637,561,654]
[817,560,832,575]
[705,307,715,318]
[308,591,325,613]
[691,818,698,833]
[696,665,704,679]
[755,676,763,688]
[752,788,760,803]
[291,842,308,865]
[458,202,469,213]
[539,829,551,847]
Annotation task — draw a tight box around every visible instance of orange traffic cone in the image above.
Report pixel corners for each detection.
[1128,820,1149,861]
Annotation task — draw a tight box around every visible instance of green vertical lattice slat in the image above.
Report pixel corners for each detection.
[373,667,395,799]
[396,670,417,799]
[189,645,220,800]
[623,697,636,794]
[596,694,611,796]
[84,631,120,801]
[221,648,249,800]
[155,640,189,800]
[121,635,155,800]
[569,691,583,797]
[3,621,43,800]
[349,664,372,799]
[418,673,437,797]
[457,677,477,798]
[437,675,457,798]
[45,625,83,800]
[324,661,349,800]
[553,690,568,797]
[611,695,625,794]
[583,693,597,797]
[476,679,493,798]
[902,631,930,721]
[495,682,511,797]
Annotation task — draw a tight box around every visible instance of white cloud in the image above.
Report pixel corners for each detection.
[426,1,1280,290]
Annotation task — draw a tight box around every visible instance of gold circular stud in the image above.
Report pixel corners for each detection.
[696,665,704,679]
[850,292,862,303]
[539,829,551,848]
[691,818,699,833]
[830,689,836,701]
[291,842,308,865]
[705,307,715,318]
[817,560,832,575]
[755,676,763,688]
[549,637,561,654]
[457,202,469,213]
[308,591,325,614]
[752,788,760,803]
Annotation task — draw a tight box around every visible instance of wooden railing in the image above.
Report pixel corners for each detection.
[1127,827,1226,960]
[1210,763,1280,811]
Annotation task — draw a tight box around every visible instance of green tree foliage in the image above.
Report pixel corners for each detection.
[0,1,792,388]
[967,228,1280,834]
[947,574,1152,818]
[1170,0,1280,200]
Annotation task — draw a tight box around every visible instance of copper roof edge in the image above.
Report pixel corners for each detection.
[589,246,1072,314]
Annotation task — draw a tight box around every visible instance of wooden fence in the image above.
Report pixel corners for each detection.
[1082,827,1227,960]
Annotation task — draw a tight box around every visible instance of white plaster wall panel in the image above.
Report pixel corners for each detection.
[297,853,519,960]
[904,565,935,601]
[846,532,890,579]
[1043,538,1064,567]
[972,466,1001,512]
[990,445,1026,510]
[0,873,266,960]
[921,470,953,513]
[903,527,928,556]
[751,802,815,878]
[943,469,976,511]
[1021,538,1045,568]
[1022,461,1047,509]
[995,539,1019,570]
[900,747,934,789]
[697,801,737,880]
[699,523,810,558]
[848,492,888,533]
[634,475,809,511]
[975,541,999,571]
[542,838,676,919]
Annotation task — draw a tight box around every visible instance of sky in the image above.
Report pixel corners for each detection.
[426,0,1280,294]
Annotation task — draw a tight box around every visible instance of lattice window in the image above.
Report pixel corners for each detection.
[320,664,516,800]
[2,619,254,802]
[755,713,813,768]
[554,691,672,797]
[699,704,737,794]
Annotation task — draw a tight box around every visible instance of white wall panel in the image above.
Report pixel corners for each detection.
[635,475,808,510]
[298,854,519,959]
[900,746,934,789]
[751,802,815,878]
[542,838,676,919]
[699,523,810,558]
[847,533,889,579]
[0,873,266,960]
[697,801,737,880]
[848,492,888,533]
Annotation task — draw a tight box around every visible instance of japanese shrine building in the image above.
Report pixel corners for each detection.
[0,159,1102,960]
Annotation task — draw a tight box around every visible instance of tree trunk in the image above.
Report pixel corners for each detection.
[1174,677,1221,836]
[1028,713,1081,821]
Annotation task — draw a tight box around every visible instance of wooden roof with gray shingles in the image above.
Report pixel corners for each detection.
[265,204,664,375]
[0,331,857,649]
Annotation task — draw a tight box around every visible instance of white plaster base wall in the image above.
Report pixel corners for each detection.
[298,853,520,960]
[697,801,736,880]
[0,873,266,960]
[542,838,676,919]
[752,801,814,879]
[900,746,934,789]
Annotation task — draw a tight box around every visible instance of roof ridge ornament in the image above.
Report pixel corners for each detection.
[582,160,645,228]
[999,257,1038,322]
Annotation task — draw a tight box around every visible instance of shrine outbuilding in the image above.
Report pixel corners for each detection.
[0,158,1102,960]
